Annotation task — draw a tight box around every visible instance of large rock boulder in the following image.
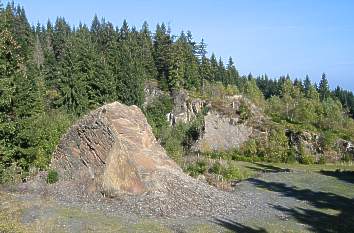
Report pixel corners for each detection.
[51,102,180,196]
[48,102,242,217]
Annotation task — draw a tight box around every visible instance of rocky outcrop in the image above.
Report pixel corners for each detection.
[287,130,354,162]
[51,102,180,196]
[167,90,207,126]
[143,80,165,107]
[48,101,243,217]
[287,130,321,155]
[337,139,354,156]
[194,95,265,152]
[194,112,253,152]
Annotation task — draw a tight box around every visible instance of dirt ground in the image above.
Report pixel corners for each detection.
[0,162,353,233]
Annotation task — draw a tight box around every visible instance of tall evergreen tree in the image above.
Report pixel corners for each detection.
[303,75,311,94]
[153,23,172,89]
[52,17,70,60]
[225,57,239,86]
[196,38,207,62]
[318,73,330,101]
[139,21,157,80]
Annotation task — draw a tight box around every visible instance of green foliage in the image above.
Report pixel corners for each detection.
[209,161,248,181]
[145,95,173,136]
[319,131,337,151]
[237,100,252,122]
[47,169,59,184]
[318,155,326,164]
[186,160,208,177]
[0,163,23,184]
[239,79,265,107]
[286,148,298,164]
[210,161,223,174]
[299,153,315,165]
[341,153,353,162]
[1,1,354,184]
[183,112,205,149]
[221,164,245,180]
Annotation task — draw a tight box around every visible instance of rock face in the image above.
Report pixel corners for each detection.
[143,80,165,107]
[287,130,321,155]
[51,102,180,196]
[194,95,265,152]
[49,102,243,217]
[195,112,253,152]
[167,90,207,126]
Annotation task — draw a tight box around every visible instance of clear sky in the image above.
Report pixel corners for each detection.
[4,0,354,90]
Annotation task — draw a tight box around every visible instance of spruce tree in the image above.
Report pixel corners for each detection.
[303,75,311,94]
[139,21,157,80]
[318,73,330,101]
[226,57,239,86]
[153,23,172,89]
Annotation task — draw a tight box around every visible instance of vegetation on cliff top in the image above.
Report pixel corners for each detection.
[0,1,353,183]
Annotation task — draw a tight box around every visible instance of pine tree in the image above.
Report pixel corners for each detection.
[210,53,218,82]
[225,57,239,86]
[216,57,226,83]
[303,75,311,94]
[169,37,185,89]
[0,15,44,170]
[196,38,207,62]
[139,21,157,80]
[199,56,212,91]
[56,25,91,114]
[52,17,70,60]
[153,23,172,89]
[119,19,129,41]
[318,73,330,101]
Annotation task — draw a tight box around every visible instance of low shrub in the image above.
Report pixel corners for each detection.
[209,161,248,181]
[0,163,23,184]
[299,154,315,165]
[221,164,245,180]
[341,153,353,162]
[210,161,223,175]
[47,170,59,184]
[318,155,326,164]
[185,160,208,177]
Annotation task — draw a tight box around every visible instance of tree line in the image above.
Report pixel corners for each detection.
[0,1,353,181]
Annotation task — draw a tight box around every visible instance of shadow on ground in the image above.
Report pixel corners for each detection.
[246,163,291,173]
[320,170,354,184]
[248,178,354,233]
[213,218,267,233]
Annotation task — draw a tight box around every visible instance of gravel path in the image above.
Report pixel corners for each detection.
[3,168,354,232]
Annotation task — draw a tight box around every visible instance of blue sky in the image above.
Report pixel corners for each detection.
[4,0,354,90]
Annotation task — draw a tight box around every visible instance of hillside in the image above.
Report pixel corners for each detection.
[1,2,354,232]
[1,2,354,181]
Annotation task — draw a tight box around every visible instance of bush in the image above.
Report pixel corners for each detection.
[144,95,173,137]
[47,170,59,184]
[220,164,246,180]
[319,131,337,151]
[299,154,315,165]
[0,163,23,184]
[186,160,208,177]
[209,162,248,181]
[286,149,297,164]
[210,161,223,175]
[341,153,353,162]
[318,155,326,164]
[237,100,252,122]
